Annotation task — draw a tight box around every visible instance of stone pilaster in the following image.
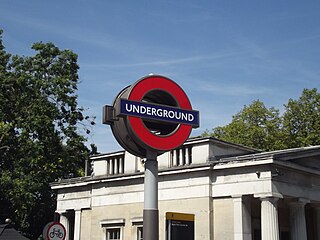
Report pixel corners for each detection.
[233,196,252,240]
[74,209,82,240]
[58,212,69,240]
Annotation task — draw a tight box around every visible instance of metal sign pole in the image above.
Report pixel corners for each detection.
[104,75,199,240]
[143,151,159,240]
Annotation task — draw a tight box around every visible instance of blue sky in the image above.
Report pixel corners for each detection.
[1,1,319,153]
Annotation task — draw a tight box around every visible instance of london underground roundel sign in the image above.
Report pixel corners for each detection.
[103,75,199,157]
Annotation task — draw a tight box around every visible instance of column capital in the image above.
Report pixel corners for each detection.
[297,198,310,203]
[55,210,67,215]
[289,198,310,208]
[232,195,244,200]
[232,194,244,198]
[232,195,251,203]
[260,197,279,206]
[254,192,283,199]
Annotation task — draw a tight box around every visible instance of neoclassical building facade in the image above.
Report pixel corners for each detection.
[51,137,320,240]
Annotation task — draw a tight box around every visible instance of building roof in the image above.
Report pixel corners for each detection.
[214,145,320,173]
[219,145,320,162]
[51,136,320,189]
[188,136,259,152]
[0,224,30,240]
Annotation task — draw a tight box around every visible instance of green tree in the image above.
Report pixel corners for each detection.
[203,100,284,151]
[203,89,320,151]
[283,88,320,148]
[0,30,95,239]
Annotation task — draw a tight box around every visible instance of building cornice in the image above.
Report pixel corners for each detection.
[51,163,212,190]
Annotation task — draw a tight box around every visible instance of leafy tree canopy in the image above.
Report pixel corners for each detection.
[203,88,320,151]
[283,88,320,148]
[0,29,96,239]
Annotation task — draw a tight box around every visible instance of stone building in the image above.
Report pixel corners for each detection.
[51,137,320,240]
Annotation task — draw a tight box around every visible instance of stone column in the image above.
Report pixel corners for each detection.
[315,207,320,240]
[58,212,69,240]
[289,199,309,240]
[74,209,82,240]
[260,197,279,240]
[233,196,252,240]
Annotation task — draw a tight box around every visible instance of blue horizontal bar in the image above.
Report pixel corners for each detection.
[120,99,199,127]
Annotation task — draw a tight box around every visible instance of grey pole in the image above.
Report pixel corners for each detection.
[143,151,159,240]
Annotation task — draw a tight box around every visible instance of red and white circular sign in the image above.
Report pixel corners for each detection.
[127,75,194,151]
[44,222,66,240]
[103,75,199,157]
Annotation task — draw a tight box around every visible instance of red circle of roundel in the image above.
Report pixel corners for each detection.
[127,75,193,151]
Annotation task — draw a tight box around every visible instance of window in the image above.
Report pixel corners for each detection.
[107,228,121,240]
[101,219,124,240]
[106,155,125,175]
[137,227,143,240]
[170,146,192,167]
[131,217,143,240]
